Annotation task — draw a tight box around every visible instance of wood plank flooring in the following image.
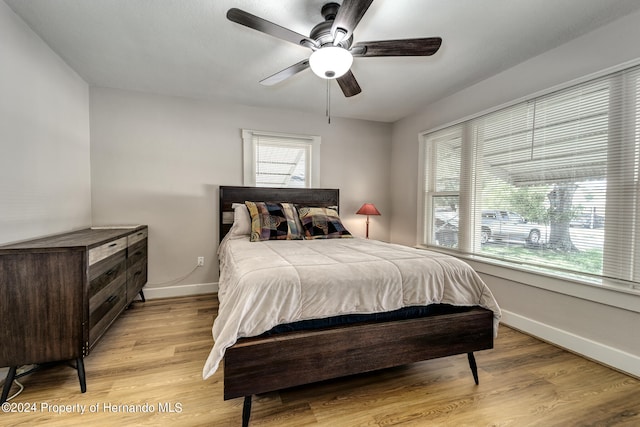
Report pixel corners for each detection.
[1,295,639,426]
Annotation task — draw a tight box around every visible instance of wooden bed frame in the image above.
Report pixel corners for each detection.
[218,186,494,426]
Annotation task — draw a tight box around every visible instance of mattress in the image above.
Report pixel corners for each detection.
[203,235,501,379]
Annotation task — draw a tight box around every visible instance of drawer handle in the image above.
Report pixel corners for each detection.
[108,243,118,248]
[107,295,117,304]
[134,251,142,256]
[106,269,116,276]
[137,232,144,236]
[133,271,141,277]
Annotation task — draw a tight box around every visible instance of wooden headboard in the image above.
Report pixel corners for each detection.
[219,186,340,242]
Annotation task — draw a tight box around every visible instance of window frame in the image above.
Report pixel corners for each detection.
[242,129,321,188]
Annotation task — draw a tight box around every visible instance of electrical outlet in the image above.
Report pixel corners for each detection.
[197,256,204,267]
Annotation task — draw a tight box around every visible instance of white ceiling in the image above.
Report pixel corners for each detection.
[6,0,640,123]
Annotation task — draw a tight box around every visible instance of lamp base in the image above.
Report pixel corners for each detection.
[365,216,370,239]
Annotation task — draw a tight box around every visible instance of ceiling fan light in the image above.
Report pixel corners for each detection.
[309,46,353,79]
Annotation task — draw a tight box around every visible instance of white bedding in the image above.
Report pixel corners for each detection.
[203,235,501,379]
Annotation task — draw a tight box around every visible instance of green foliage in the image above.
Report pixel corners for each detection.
[508,187,549,224]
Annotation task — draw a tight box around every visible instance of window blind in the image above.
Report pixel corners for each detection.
[255,135,308,188]
[422,63,640,287]
[242,130,319,188]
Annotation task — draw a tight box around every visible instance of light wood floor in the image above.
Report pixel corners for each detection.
[2,295,639,426]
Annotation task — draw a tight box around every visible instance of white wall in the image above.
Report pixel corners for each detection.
[89,87,391,297]
[389,9,640,377]
[0,1,91,244]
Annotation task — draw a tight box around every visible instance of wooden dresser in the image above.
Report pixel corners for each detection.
[0,226,148,402]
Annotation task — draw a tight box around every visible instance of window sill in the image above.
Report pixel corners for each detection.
[415,244,640,314]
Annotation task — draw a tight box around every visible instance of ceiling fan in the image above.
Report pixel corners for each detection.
[227,0,442,97]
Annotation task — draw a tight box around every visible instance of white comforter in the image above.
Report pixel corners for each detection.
[202,236,501,379]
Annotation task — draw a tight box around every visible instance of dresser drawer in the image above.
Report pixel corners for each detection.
[89,280,126,348]
[89,237,127,266]
[88,251,126,298]
[89,270,126,313]
[127,239,147,266]
[128,228,148,246]
[127,258,148,301]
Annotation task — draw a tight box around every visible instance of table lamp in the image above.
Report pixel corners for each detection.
[356,203,381,239]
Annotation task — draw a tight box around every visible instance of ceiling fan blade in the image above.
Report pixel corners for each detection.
[336,70,362,97]
[351,37,442,57]
[331,0,374,44]
[260,59,310,86]
[227,8,317,48]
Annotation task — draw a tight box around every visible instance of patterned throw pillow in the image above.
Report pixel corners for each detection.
[298,207,352,239]
[245,201,304,242]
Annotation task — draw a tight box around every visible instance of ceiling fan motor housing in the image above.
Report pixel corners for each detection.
[311,3,353,49]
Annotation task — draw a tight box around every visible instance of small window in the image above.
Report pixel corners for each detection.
[242,129,321,188]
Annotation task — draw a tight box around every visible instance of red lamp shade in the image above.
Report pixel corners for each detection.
[356,203,381,216]
[356,203,380,239]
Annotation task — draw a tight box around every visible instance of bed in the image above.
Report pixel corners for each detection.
[204,186,501,426]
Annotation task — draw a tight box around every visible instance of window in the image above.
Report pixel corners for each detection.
[242,130,321,188]
[424,125,462,249]
[421,63,640,289]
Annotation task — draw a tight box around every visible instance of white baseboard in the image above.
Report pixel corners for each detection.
[501,309,640,378]
[141,282,218,300]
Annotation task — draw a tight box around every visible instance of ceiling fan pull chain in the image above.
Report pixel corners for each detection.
[326,79,331,124]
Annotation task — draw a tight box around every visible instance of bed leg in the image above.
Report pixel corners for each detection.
[242,395,252,427]
[467,352,479,385]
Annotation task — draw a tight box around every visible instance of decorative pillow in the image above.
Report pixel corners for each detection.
[298,207,353,239]
[245,201,304,242]
[228,203,251,236]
